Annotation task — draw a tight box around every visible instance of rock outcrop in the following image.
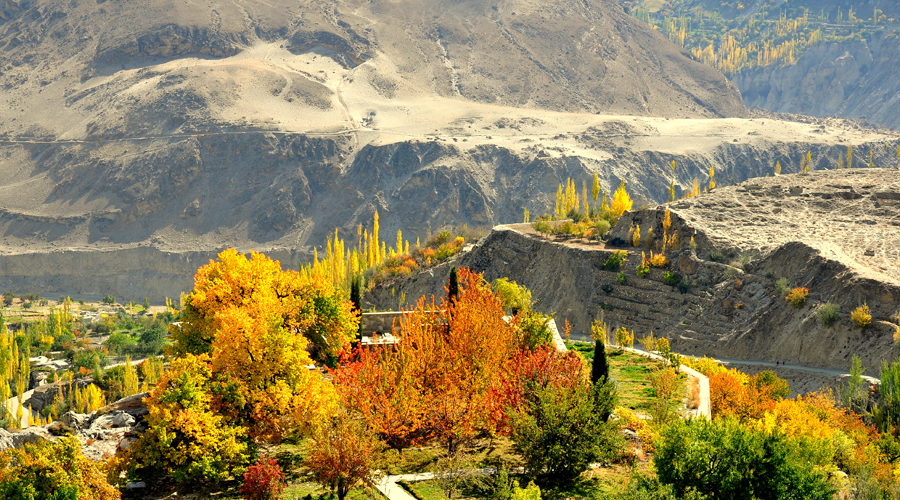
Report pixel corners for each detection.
[367,169,900,377]
[0,392,149,460]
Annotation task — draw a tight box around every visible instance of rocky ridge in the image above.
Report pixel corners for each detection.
[366,169,900,381]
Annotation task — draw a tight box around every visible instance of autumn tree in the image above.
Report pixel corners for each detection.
[169,249,352,442]
[334,268,520,453]
[305,413,384,500]
[121,354,250,484]
[0,437,120,500]
[611,180,633,219]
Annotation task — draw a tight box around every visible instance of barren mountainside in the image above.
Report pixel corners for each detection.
[367,169,900,382]
[0,0,896,302]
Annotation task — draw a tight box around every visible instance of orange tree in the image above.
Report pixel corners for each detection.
[333,268,521,453]
[305,413,384,500]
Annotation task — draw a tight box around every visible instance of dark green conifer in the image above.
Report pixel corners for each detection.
[448,267,459,305]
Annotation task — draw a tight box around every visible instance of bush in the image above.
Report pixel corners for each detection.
[600,284,614,294]
[73,349,110,371]
[656,418,835,500]
[556,221,575,235]
[786,287,809,308]
[649,252,669,267]
[594,219,611,239]
[604,250,628,271]
[532,220,553,236]
[616,272,627,284]
[0,437,120,500]
[852,303,872,328]
[636,263,650,277]
[662,271,680,286]
[750,370,790,399]
[241,458,285,500]
[709,251,725,262]
[510,382,621,484]
[775,278,791,297]
[493,278,532,314]
[816,303,840,327]
[517,311,553,351]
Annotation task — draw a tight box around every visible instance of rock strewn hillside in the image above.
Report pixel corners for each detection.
[367,169,900,376]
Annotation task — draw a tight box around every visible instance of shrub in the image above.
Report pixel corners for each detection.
[636,263,651,277]
[532,220,553,236]
[616,272,627,284]
[517,311,553,351]
[816,303,840,327]
[0,437,120,500]
[786,287,809,308]
[557,221,575,235]
[775,278,791,297]
[594,219,611,239]
[241,458,286,500]
[649,252,669,267]
[649,366,680,425]
[709,251,725,262]
[604,250,628,271]
[662,271,680,286]
[615,326,634,348]
[426,231,453,248]
[852,303,872,328]
[600,284,614,294]
[511,481,542,500]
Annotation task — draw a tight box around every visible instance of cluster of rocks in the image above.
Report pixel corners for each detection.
[0,392,149,460]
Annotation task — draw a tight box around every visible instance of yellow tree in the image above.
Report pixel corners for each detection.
[592,172,600,201]
[610,180,633,218]
[171,249,354,442]
[121,354,250,484]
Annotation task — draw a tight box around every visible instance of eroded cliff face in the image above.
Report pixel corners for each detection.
[367,169,900,374]
[733,34,900,129]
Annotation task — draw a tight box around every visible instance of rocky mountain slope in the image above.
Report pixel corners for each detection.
[366,169,900,377]
[733,33,900,130]
[0,0,896,301]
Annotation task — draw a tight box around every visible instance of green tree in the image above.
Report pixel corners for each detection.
[656,418,835,500]
[350,274,362,314]
[510,381,621,484]
[102,294,116,305]
[841,355,867,414]
[2,292,12,308]
[448,266,459,305]
[591,337,609,386]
